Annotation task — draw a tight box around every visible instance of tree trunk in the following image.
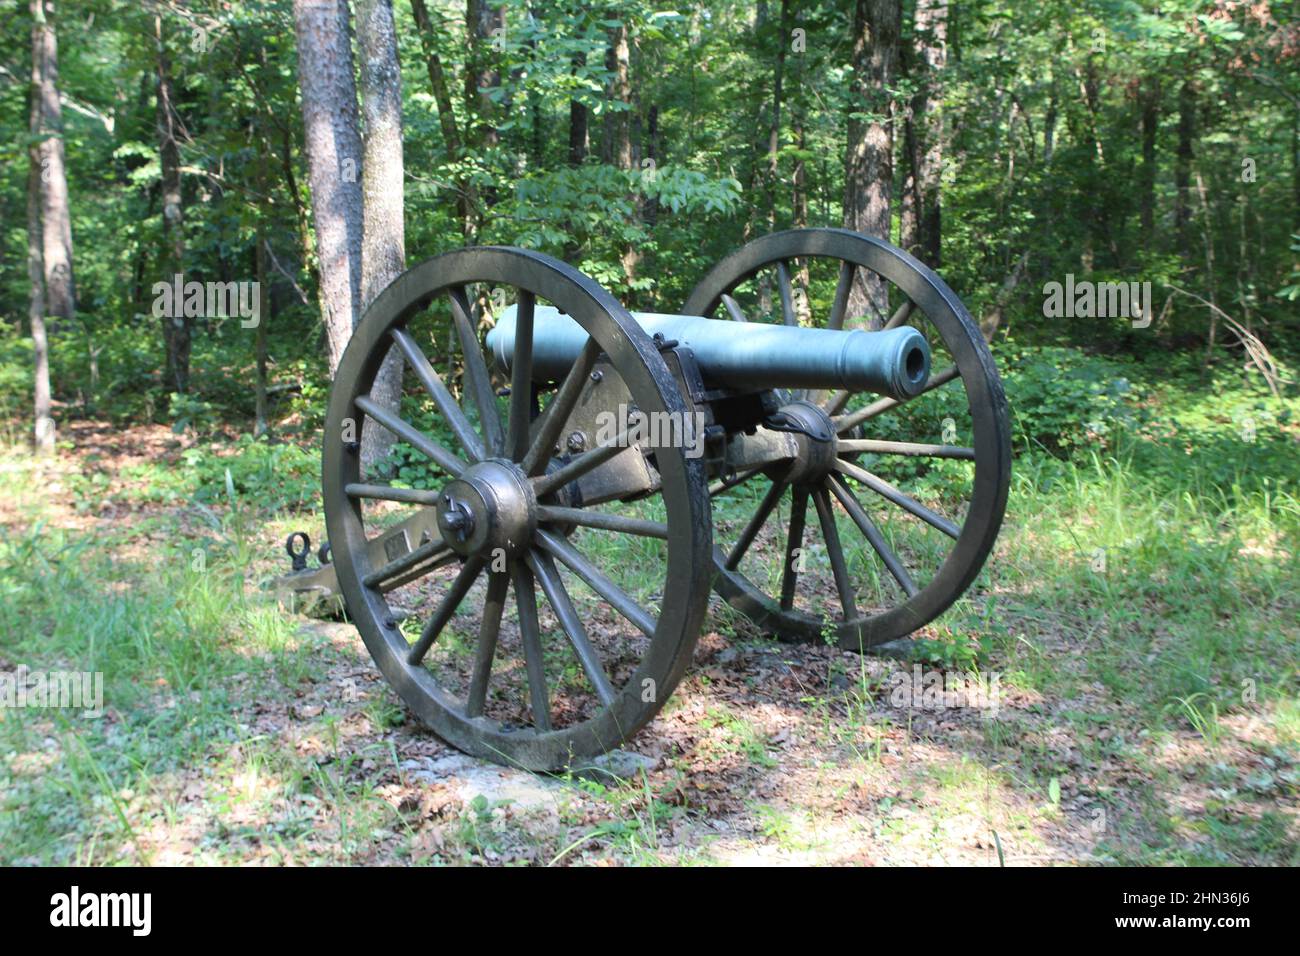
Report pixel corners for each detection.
[356,0,407,471]
[1139,76,1160,244]
[410,0,475,239]
[568,50,588,166]
[155,14,189,394]
[26,147,53,454]
[254,236,270,438]
[643,103,659,226]
[844,0,900,324]
[467,1,503,151]
[292,0,365,375]
[764,0,790,233]
[1292,103,1299,233]
[911,0,946,266]
[602,19,632,168]
[601,15,638,288]
[899,117,919,254]
[1175,77,1196,259]
[30,0,75,324]
[1195,170,1219,369]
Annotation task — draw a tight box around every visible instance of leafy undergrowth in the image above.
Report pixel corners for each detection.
[0,367,1297,866]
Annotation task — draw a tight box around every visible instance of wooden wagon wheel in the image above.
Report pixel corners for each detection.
[683,229,1011,650]
[323,248,711,771]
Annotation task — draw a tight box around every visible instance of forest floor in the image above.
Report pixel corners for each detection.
[0,415,1297,866]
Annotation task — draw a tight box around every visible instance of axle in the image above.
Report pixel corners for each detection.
[487,305,932,401]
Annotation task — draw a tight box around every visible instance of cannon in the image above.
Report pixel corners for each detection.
[487,306,933,399]
[281,228,1010,771]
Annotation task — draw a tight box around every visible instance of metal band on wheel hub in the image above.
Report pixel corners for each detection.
[436,460,536,559]
[770,400,839,487]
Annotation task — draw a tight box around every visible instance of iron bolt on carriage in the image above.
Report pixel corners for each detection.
[280,228,1011,771]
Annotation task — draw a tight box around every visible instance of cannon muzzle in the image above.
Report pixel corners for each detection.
[488,306,931,401]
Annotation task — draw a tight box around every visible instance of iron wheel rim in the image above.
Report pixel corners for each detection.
[324,247,711,770]
[685,228,1011,649]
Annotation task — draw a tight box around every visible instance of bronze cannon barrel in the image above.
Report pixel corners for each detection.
[487,305,931,401]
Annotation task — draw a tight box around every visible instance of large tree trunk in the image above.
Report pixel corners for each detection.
[843,0,900,324]
[293,0,365,375]
[356,0,407,471]
[30,0,75,324]
[155,15,190,394]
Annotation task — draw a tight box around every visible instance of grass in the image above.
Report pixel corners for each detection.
[0,351,1296,865]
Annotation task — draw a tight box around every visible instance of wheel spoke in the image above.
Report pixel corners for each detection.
[346,482,441,506]
[527,550,618,708]
[406,557,485,665]
[506,290,535,461]
[827,260,853,331]
[822,388,852,416]
[521,338,600,476]
[812,488,858,621]
[883,299,914,331]
[780,486,810,610]
[776,260,796,326]
[465,570,508,718]
[362,536,450,588]
[355,394,465,477]
[834,459,961,539]
[531,429,634,499]
[511,561,551,731]
[834,365,961,433]
[390,327,485,461]
[803,262,858,406]
[448,285,505,456]
[837,438,975,460]
[535,528,656,636]
[725,478,787,570]
[828,474,918,598]
[720,293,748,323]
[536,505,668,539]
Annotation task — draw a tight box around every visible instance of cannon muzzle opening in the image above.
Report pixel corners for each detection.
[488,306,931,401]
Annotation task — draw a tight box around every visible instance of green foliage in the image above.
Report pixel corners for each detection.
[999,344,1138,455]
[1278,235,1300,302]
[168,392,221,436]
[497,163,741,298]
[100,434,320,513]
[909,633,993,670]
[180,436,319,511]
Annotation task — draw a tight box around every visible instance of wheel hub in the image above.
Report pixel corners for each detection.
[773,400,839,486]
[436,460,536,559]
